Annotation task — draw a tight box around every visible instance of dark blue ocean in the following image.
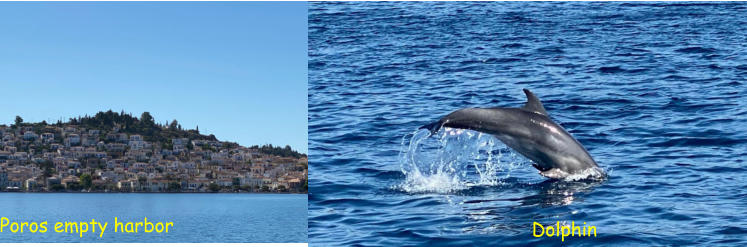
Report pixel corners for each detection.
[0,194,307,242]
[309,2,747,246]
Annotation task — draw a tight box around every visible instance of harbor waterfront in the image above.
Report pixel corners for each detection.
[0,111,308,193]
[0,193,308,243]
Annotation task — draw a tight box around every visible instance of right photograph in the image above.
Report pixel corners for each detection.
[308,2,746,246]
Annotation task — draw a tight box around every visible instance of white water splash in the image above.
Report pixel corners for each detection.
[397,128,526,193]
[396,128,607,193]
[562,167,607,181]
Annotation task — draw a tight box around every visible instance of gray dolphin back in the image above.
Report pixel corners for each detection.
[419,89,601,179]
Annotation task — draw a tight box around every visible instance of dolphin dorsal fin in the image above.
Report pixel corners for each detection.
[522,89,548,116]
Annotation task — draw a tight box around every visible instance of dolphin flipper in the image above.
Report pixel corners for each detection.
[532,163,550,172]
[419,121,443,135]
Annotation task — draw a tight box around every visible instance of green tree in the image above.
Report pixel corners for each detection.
[80,174,92,190]
[138,177,147,191]
[50,184,65,192]
[140,112,154,125]
[240,185,251,192]
[169,119,179,129]
[14,116,23,126]
[208,183,221,192]
[39,160,55,179]
[168,182,181,192]
[67,182,82,191]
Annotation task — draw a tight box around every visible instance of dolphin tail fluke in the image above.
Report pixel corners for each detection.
[419,121,443,135]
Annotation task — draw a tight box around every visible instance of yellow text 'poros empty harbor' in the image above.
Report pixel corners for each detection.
[0,217,173,238]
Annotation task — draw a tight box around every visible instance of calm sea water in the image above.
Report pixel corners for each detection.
[0,193,307,242]
[309,2,747,246]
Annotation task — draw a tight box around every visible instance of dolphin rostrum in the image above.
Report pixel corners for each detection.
[420,89,601,179]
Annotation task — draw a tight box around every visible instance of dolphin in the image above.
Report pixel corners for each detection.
[420,89,601,179]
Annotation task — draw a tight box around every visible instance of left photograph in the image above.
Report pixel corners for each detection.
[0,2,308,243]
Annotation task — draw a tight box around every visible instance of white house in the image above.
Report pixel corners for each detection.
[65,134,81,147]
[41,133,55,143]
[25,178,36,191]
[23,131,38,141]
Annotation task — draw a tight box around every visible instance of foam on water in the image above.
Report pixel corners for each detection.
[397,127,608,193]
[562,167,608,182]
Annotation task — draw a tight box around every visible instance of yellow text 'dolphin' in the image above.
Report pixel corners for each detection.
[533,221,596,241]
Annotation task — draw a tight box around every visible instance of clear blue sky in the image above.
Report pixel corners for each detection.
[0,2,308,153]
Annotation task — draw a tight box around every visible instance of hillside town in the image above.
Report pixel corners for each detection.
[0,112,308,193]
